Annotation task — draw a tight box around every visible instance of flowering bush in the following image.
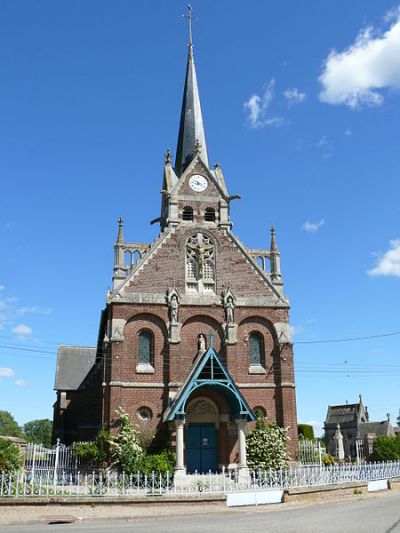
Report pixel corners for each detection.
[246,416,289,470]
[110,408,143,473]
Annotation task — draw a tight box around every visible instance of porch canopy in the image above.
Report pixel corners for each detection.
[164,335,256,423]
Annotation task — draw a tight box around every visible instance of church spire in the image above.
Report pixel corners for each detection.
[175,5,209,176]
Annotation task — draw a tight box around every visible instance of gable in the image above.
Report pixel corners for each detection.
[118,224,286,305]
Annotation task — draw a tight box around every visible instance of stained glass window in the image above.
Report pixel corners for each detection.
[138,331,153,365]
[249,332,263,366]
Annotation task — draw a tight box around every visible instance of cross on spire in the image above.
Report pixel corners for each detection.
[182,4,197,46]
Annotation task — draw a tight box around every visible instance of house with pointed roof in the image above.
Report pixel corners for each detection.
[52,9,298,474]
[324,396,395,460]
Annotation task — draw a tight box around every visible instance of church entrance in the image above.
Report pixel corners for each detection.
[186,423,217,473]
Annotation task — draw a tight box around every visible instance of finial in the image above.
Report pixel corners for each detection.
[387,412,391,421]
[165,148,172,164]
[116,216,124,244]
[359,393,362,404]
[270,225,278,252]
[182,4,197,47]
[194,139,202,155]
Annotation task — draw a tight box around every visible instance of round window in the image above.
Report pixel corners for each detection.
[137,407,152,421]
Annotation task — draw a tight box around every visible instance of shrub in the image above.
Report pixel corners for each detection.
[140,450,175,475]
[298,424,315,440]
[322,454,335,466]
[246,415,289,470]
[372,435,400,462]
[0,438,23,472]
[110,408,143,473]
[74,428,111,468]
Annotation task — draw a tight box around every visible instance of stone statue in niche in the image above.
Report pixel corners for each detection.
[198,334,206,354]
[166,287,182,344]
[225,296,234,324]
[222,286,237,344]
[170,294,179,324]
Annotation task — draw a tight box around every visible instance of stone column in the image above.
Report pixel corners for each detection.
[236,419,249,479]
[175,418,186,477]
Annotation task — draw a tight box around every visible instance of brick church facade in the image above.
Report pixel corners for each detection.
[53,24,298,474]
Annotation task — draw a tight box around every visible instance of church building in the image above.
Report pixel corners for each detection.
[53,15,298,475]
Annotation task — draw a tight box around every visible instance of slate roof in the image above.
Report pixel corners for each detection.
[325,404,360,425]
[358,421,392,438]
[175,43,209,175]
[54,346,97,391]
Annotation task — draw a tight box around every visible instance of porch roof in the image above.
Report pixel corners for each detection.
[164,336,256,422]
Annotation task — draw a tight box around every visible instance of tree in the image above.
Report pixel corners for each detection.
[0,411,22,438]
[110,408,143,473]
[0,438,23,472]
[246,415,289,470]
[23,419,53,447]
[397,409,400,428]
[372,435,400,462]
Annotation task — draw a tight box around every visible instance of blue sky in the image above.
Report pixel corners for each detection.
[0,1,399,435]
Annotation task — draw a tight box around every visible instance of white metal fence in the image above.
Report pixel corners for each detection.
[297,439,325,465]
[23,440,84,479]
[2,462,400,499]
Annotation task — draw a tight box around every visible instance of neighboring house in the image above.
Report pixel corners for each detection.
[52,24,298,474]
[324,396,394,460]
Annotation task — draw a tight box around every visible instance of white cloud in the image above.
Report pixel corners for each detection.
[0,367,15,378]
[283,88,307,106]
[302,219,325,233]
[319,12,400,108]
[289,325,304,336]
[244,79,281,128]
[12,324,33,337]
[16,306,52,316]
[317,135,328,147]
[368,239,400,277]
[15,379,28,387]
[0,285,5,291]
[344,128,353,136]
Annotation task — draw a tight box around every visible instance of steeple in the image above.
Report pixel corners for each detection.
[175,5,209,176]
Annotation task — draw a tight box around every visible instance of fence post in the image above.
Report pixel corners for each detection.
[53,438,60,488]
[318,442,322,468]
[31,444,37,485]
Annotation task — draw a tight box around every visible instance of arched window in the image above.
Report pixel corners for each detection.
[204,207,216,222]
[182,206,194,221]
[138,330,153,365]
[249,332,264,366]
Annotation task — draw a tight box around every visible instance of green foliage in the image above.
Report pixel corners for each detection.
[246,415,289,470]
[23,419,52,447]
[110,408,143,473]
[298,424,315,440]
[140,450,175,475]
[0,411,23,438]
[322,454,335,466]
[74,428,111,468]
[372,435,400,462]
[0,438,23,472]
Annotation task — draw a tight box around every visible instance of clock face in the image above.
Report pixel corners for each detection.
[189,174,208,192]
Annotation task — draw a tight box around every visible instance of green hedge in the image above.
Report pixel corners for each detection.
[298,424,315,440]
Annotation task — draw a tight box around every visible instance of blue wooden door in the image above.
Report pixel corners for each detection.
[186,423,217,473]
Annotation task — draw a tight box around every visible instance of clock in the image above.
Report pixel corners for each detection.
[189,174,208,192]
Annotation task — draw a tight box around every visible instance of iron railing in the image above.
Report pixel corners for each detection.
[2,462,400,499]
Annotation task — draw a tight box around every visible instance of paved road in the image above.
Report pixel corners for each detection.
[1,493,400,532]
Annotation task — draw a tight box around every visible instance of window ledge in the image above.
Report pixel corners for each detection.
[248,365,266,375]
[136,363,155,374]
